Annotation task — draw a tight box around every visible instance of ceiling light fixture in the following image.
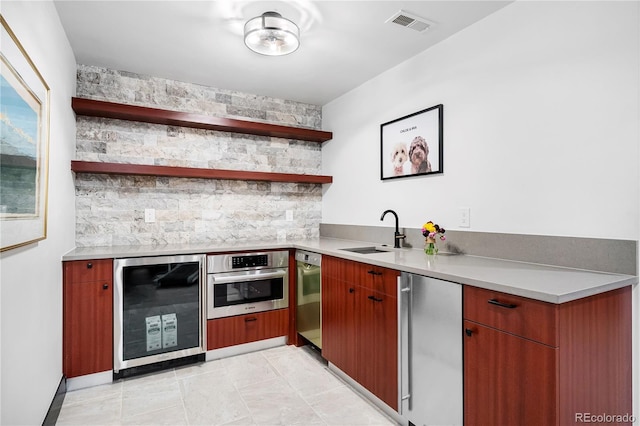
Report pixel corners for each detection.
[244,11,300,56]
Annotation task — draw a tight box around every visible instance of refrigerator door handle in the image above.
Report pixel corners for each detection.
[399,273,413,413]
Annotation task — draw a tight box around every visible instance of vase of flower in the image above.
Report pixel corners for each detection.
[422,221,445,256]
[424,237,438,255]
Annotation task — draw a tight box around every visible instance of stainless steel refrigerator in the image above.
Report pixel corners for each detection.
[399,272,463,426]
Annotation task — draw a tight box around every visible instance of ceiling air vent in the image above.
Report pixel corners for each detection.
[386,10,433,33]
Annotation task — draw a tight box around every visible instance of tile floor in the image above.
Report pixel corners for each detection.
[56,345,398,425]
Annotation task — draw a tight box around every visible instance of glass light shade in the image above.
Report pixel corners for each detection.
[244,11,300,56]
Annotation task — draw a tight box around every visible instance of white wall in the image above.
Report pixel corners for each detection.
[323,0,639,418]
[0,2,77,424]
[322,1,639,241]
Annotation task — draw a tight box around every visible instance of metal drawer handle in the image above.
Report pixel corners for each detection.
[367,270,382,276]
[212,270,286,284]
[488,299,517,309]
[244,317,257,322]
[368,295,383,302]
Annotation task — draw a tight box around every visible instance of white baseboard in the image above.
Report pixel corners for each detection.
[206,336,287,361]
[66,371,112,392]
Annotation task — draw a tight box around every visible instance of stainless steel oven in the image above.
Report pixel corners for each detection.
[113,254,206,373]
[207,251,289,319]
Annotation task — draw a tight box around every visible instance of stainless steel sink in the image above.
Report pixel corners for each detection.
[340,246,390,254]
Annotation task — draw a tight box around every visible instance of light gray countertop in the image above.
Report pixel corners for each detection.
[62,237,637,304]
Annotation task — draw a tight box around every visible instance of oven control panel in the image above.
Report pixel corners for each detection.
[207,251,289,274]
[232,254,269,269]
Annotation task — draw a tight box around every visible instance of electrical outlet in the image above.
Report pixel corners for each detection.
[286,210,294,221]
[145,208,156,223]
[459,207,470,228]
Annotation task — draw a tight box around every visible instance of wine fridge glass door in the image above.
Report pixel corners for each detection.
[114,254,206,372]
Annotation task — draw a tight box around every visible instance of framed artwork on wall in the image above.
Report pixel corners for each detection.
[380,104,443,180]
[0,16,50,252]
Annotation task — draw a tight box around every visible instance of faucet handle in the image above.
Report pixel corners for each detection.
[394,232,406,248]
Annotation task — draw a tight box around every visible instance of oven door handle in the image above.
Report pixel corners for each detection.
[210,270,287,285]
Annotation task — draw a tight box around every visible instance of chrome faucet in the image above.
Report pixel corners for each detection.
[380,209,406,248]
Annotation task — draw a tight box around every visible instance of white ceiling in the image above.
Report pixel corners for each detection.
[54,0,513,106]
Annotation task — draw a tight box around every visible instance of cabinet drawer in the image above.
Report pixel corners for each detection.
[464,286,557,347]
[64,259,113,283]
[357,264,399,296]
[322,257,399,296]
[207,309,289,350]
[322,256,359,282]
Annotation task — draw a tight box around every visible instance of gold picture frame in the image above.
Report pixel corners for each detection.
[0,15,50,251]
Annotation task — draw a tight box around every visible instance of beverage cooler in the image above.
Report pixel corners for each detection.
[113,254,206,375]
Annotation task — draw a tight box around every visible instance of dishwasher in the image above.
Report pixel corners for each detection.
[295,250,322,348]
[399,272,462,426]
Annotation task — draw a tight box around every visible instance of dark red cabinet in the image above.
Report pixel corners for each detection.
[207,309,289,350]
[63,259,113,378]
[322,256,399,410]
[464,285,632,425]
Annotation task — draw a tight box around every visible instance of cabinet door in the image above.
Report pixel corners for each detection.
[357,288,398,410]
[464,320,557,426]
[321,274,357,379]
[63,261,113,378]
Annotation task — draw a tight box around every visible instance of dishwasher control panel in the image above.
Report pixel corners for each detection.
[295,250,321,266]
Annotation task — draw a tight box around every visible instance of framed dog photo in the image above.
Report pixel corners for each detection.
[380,104,443,180]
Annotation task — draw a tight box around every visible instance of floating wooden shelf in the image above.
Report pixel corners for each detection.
[71,97,333,143]
[71,161,333,184]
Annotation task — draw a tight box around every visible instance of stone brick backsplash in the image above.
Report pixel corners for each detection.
[76,65,322,129]
[74,65,323,247]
